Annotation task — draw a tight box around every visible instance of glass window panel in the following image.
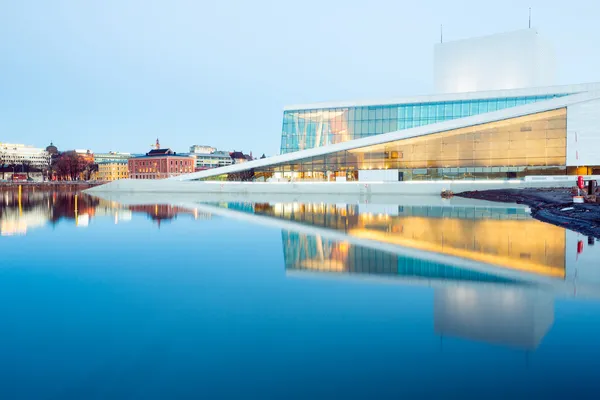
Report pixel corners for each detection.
[548,118,567,129]
[354,108,362,120]
[382,107,390,119]
[368,120,376,133]
[368,108,376,120]
[347,108,355,121]
[412,106,420,119]
[354,121,362,135]
[445,103,453,117]
[453,103,461,116]
[547,138,566,148]
[361,120,369,133]
[461,102,470,116]
[382,120,391,132]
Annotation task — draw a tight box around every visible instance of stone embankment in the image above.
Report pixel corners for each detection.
[457,188,600,238]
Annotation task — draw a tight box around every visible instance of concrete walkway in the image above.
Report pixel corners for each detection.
[85,176,586,196]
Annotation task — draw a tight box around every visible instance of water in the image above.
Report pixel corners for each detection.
[1,191,600,399]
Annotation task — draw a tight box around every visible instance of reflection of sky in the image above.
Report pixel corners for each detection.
[1,200,600,397]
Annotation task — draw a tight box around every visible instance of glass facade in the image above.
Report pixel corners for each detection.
[206,108,568,182]
[281,94,568,154]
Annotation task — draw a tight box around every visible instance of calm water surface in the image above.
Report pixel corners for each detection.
[1,191,600,399]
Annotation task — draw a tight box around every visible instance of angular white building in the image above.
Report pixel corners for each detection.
[165,29,599,184]
[175,82,600,183]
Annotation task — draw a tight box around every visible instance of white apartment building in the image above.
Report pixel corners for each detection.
[190,145,217,154]
[0,143,51,170]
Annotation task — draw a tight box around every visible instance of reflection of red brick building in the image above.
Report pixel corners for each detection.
[128,204,202,227]
[128,149,195,179]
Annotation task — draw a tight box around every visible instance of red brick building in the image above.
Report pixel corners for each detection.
[128,149,195,179]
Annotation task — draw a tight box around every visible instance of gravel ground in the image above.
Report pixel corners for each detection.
[457,188,600,238]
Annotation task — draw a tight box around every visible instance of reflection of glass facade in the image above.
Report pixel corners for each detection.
[210,202,566,279]
[208,108,567,182]
[282,231,517,283]
[281,95,567,153]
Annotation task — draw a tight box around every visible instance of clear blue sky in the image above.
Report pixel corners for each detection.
[1,0,598,156]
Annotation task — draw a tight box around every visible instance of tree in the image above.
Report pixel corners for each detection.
[52,153,87,180]
[84,163,99,181]
[22,160,32,179]
[0,151,6,180]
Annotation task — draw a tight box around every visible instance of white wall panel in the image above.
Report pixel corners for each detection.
[434,29,555,93]
[567,98,600,166]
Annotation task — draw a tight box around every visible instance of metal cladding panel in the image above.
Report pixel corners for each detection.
[567,98,600,166]
[434,29,555,93]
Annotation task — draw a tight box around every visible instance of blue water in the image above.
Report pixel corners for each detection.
[1,192,600,399]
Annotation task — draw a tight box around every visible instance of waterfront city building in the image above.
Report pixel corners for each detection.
[94,151,132,164]
[190,145,217,154]
[0,143,51,170]
[128,148,195,179]
[187,145,234,170]
[45,142,59,156]
[172,29,600,183]
[63,149,94,163]
[97,161,129,181]
[194,151,234,170]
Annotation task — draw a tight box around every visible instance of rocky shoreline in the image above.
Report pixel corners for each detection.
[457,188,600,238]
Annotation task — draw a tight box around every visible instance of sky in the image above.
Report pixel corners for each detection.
[1,0,599,156]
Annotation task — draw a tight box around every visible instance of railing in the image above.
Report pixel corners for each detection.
[524,175,600,182]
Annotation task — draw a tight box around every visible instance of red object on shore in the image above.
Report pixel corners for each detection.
[577,175,584,189]
[11,173,27,182]
[577,240,584,254]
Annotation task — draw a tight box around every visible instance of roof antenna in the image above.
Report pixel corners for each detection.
[440,24,443,43]
[529,7,531,29]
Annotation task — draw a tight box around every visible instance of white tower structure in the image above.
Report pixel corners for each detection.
[434,29,556,93]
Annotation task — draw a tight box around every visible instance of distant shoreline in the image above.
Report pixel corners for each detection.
[457,188,600,239]
[0,181,103,191]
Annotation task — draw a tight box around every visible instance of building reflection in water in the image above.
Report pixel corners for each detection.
[128,204,210,227]
[0,191,210,235]
[211,201,569,350]
[251,202,566,279]
[434,286,553,350]
[0,191,101,235]
[283,230,553,350]
[0,195,567,349]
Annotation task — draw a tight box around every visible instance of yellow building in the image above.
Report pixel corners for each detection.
[97,161,129,181]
